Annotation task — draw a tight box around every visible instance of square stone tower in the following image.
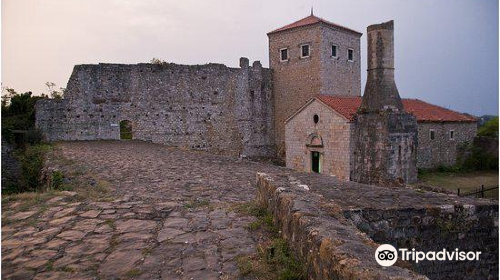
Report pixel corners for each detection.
[268,13,362,157]
[352,20,418,185]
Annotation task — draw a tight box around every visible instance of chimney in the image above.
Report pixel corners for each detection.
[352,20,418,186]
[358,20,403,113]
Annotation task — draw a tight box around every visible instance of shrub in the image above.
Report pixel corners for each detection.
[51,170,64,190]
[14,144,52,193]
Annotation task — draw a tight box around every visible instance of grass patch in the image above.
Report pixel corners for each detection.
[183,198,210,209]
[124,268,142,277]
[2,190,59,213]
[236,238,306,280]
[58,266,76,273]
[416,170,498,199]
[234,202,306,280]
[104,219,117,231]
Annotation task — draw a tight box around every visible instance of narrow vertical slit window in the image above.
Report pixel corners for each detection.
[280,48,288,62]
[348,48,354,62]
[301,44,310,58]
[331,44,338,58]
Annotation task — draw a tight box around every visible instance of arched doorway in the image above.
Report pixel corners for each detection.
[306,133,324,173]
[119,120,133,140]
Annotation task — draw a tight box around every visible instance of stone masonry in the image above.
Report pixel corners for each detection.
[285,99,354,181]
[268,14,362,156]
[36,58,275,158]
[257,171,498,280]
[352,20,418,184]
[418,122,477,169]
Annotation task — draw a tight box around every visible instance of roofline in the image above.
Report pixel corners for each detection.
[404,98,478,122]
[284,97,352,124]
[267,18,363,36]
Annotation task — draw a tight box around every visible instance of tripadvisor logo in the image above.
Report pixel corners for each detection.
[375,244,482,267]
[375,244,398,266]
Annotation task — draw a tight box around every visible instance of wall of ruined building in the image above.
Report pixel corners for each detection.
[285,100,353,181]
[1,140,19,189]
[35,58,275,158]
[417,122,477,169]
[345,205,498,280]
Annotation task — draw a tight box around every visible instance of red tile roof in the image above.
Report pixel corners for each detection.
[316,95,477,123]
[267,15,362,36]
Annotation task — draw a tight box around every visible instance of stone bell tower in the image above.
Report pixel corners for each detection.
[351,20,418,185]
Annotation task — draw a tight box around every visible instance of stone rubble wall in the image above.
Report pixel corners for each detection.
[1,140,20,189]
[344,204,498,280]
[35,58,275,158]
[417,122,477,169]
[257,171,498,280]
[256,172,429,280]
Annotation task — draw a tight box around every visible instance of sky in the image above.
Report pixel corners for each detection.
[2,0,498,116]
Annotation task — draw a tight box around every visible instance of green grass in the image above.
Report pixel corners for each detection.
[234,202,306,280]
[416,171,498,199]
[183,199,209,209]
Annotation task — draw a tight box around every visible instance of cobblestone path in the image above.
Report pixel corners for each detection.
[2,141,287,280]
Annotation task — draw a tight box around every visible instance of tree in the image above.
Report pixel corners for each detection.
[478,117,498,138]
[150,58,166,65]
[45,82,65,100]
[1,88,44,143]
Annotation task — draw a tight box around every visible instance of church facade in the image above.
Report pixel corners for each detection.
[36,13,477,182]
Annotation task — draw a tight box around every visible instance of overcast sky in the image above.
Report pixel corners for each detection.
[2,0,498,116]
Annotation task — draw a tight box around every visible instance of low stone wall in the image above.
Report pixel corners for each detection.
[256,172,498,280]
[256,173,428,280]
[345,205,498,280]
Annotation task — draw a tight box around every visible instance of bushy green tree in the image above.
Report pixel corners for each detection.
[478,117,498,138]
[1,88,45,143]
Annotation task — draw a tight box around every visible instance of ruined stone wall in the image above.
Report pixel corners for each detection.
[1,140,20,189]
[285,100,353,181]
[345,205,498,280]
[417,122,477,169]
[36,58,275,158]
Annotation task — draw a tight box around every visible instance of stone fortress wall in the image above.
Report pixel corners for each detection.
[36,58,275,158]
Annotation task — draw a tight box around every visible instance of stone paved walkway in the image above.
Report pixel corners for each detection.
[2,141,287,280]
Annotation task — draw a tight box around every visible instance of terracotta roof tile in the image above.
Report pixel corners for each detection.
[316,95,477,123]
[268,15,362,36]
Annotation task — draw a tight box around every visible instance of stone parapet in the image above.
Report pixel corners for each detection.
[256,171,498,279]
[256,172,429,280]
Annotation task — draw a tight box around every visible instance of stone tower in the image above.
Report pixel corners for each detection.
[267,13,362,157]
[352,20,418,185]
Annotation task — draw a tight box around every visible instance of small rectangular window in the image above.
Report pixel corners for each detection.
[348,49,354,62]
[280,48,288,62]
[450,130,454,140]
[430,130,435,140]
[301,44,310,58]
[331,45,338,58]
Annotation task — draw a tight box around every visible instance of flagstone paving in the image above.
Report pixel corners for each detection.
[2,141,288,280]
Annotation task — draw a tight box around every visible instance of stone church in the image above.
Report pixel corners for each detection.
[36,13,477,184]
